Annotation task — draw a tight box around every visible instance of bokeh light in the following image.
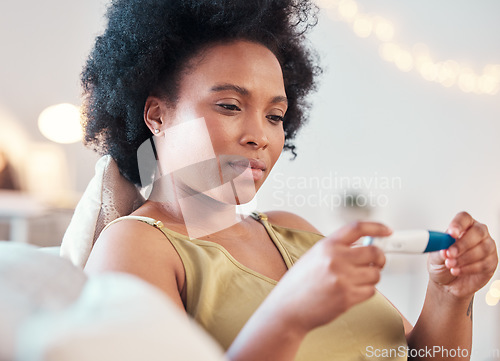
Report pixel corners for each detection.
[419,61,438,82]
[338,0,358,21]
[489,280,500,299]
[490,287,500,299]
[321,0,500,95]
[437,61,459,87]
[394,50,413,72]
[38,103,83,144]
[477,75,498,95]
[458,70,477,93]
[485,291,499,307]
[353,15,373,38]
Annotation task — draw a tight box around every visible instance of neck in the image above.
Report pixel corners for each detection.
[147,173,246,239]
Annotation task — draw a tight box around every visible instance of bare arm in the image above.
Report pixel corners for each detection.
[406,212,497,361]
[407,282,473,361]
[227,220,393,361]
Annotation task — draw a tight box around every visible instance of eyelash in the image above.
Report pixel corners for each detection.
[267,115,284,123]
[217,104,284,124]
[218,104,240,111]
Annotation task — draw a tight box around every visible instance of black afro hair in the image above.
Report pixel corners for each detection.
[81,0,322,186]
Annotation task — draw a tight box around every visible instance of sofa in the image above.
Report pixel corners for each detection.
[0,155,227,361]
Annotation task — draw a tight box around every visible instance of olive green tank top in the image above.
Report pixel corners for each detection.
[104,212,407,360]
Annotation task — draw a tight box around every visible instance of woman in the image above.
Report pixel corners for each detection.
[83,0,498,360]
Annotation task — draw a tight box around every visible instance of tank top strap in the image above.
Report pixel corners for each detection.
[106,212,266,234]
[250,211,267,222]
[102,215,165,234]
[250,211,295,268]
[250,211,272,230]
[101,215,187,258]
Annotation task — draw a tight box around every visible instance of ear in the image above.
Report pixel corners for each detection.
[144,96,171,136]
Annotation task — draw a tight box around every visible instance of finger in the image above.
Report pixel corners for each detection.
[450,253,498,276]
[350,266,382,286]
[448,239,497,269]
[349,285,377,305]
[428,249,446,266]
[328,221,392,246]
[446,222,489,258]
[447,211,475,239]
[347,246,386,268]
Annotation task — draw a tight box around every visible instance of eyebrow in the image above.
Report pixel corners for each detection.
[210,83,288,105]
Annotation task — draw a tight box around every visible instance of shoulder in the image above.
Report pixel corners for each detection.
[93,217,169,256]
[86,217,179,273]
[263,211,322,235]
[85,217,185,308]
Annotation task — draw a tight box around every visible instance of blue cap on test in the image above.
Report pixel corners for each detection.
[424,231,456,253]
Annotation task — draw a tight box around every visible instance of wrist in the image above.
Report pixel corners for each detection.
[268,304,310,341]
[427,279,474,307]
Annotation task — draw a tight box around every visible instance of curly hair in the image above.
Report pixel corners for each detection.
[81,0,321,186]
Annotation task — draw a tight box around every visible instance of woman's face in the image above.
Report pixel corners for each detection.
[151,40,287,205]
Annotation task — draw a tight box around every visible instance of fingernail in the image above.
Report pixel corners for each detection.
[447,246,458,257]
[445,258,457,268]
[451,227,461,238]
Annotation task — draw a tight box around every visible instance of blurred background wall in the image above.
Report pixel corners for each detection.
[0,0,498,359]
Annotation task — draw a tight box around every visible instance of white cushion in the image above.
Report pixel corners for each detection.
[60,155,145,268]
[0,242,87,360]
[0,242,227,361]
[16,275,227,361]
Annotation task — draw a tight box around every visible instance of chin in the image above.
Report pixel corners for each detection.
[204,180,258,206]
[233,191,257,205]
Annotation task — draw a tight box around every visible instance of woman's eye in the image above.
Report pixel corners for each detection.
[267,114,284,123]
[217,104,241,111]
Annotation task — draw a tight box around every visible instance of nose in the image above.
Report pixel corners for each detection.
[239,112,269,150]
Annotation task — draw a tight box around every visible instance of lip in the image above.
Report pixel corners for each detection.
[228,158,267,181]
[229,158,267,171]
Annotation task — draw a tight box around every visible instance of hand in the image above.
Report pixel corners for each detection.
[428,212,498,299]
[267,221,391,334]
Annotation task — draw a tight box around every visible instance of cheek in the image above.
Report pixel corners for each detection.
[159,117,218,174]
[204,118,234,153]
[270,126,285,156]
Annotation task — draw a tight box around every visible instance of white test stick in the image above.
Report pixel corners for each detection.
[363,230,455,254]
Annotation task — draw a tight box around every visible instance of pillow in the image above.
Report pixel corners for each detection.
[16,273,227,361]
[0,242,227,361]
[0,242,87,360]
[16,274,227,361]
[60,155,145,268]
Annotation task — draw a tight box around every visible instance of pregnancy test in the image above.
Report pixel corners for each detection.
[363,230,456,253]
